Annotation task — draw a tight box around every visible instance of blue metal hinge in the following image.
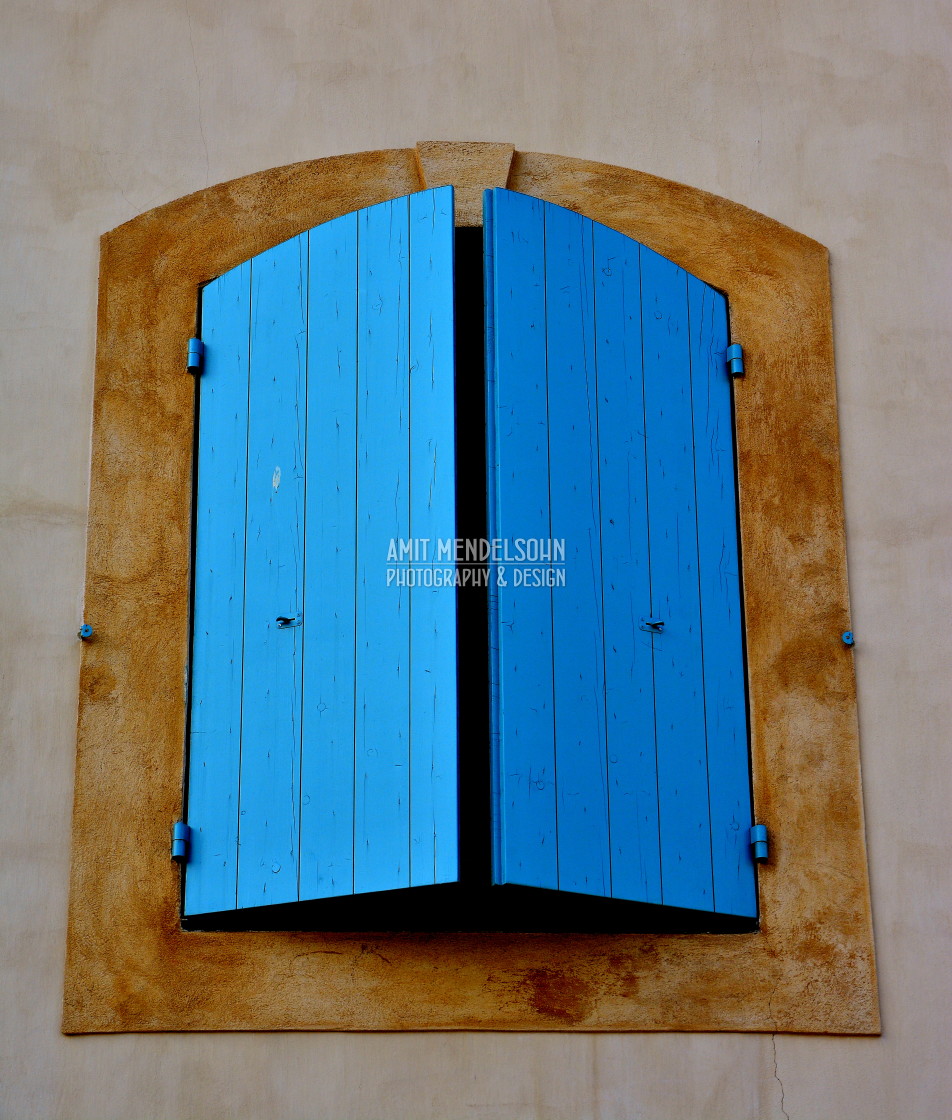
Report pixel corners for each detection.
[750,823,769,863]
[186,337,204,373]
[171,821,191,862]
[727,343,745,377]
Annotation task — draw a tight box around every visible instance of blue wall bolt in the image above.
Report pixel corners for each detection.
[78,624,94,641]
[842,630,855,647]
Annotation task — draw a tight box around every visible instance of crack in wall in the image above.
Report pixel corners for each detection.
[771,1032,790,1120]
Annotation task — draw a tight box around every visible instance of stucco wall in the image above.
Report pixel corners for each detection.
[1,1,949,1117]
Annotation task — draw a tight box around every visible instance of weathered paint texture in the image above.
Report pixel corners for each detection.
[64,142,877,1034]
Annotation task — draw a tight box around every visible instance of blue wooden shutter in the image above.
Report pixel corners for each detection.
[484,188,756,918]
[185,187,458,917]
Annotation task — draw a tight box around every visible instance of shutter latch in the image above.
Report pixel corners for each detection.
[276,614,303,629]
[639,617,665,633]
[750,823,769,862]
[187,337,204,373]
[726,343,745,377]
[171,821,191,862]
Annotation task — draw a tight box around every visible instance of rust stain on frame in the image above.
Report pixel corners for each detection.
[63,142,878,1034]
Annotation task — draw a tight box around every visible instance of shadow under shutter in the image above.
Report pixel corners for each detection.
[484,188,756,918]
[185,187,459,918]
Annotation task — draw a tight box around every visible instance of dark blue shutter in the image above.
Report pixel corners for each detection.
[484,188,756,918]
[185,187,459,917]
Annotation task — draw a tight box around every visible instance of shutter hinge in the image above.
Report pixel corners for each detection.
[750,823,769,862]
[726,343,745,377]
[171,821,191,862]
[187,337,204,373]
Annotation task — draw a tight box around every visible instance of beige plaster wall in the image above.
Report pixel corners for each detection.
[1,1,949,1117]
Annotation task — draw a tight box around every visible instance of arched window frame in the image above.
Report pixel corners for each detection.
[64,142,878,1035]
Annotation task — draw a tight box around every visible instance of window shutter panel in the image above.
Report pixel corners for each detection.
[185,187,458,918]
[484,188,756,917]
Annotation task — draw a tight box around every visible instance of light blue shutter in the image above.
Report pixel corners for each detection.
[185,187,458,917]
[484,188,756,918]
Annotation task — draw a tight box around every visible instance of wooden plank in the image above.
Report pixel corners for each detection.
[641,246,714,912]
[592,224,663,905]
[483,189,502,881]
[688,277,757,917]
[354,196,412,894]
[487,189,558,889]
[543,206,609,897]
[299,213,359,900]
[185,262,251,917]
[236,234,308,909]
[407,187,459,887]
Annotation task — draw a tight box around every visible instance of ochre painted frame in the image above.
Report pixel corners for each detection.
[64,141,879,1033]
